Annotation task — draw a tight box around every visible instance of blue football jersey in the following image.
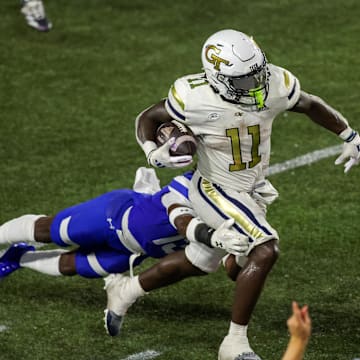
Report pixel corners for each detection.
[127,173,193,258]
[50,171,194,277]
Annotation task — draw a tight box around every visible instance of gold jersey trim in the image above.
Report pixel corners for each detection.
[201,178,265,240]
[283,71,290,89]
[171,85,185,110]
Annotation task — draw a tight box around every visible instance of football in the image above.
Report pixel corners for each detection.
[156,120,197,156]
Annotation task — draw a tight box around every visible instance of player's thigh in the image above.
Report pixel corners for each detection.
[75,248,146,278]
[189,172,279,248]
[50,190,127,248]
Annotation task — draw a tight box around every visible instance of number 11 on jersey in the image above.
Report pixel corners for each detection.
[226,124,261,171]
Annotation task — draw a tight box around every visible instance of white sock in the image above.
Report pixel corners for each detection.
[229,321,248,342]
[0,214,45,245]
[20,249,66,276]
[228,322,248,337]
[220,323,252,358]
[226,322,252,352]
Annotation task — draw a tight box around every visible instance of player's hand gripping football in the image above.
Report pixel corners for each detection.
[335,131,360,173]
[147,138,193,168]
[210,218,249,256]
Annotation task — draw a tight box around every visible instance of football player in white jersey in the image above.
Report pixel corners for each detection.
[108,29,359,360]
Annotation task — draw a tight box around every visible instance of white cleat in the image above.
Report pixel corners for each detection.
[103,274,136,337]
[218,334,262,360]
[21,0,52,32]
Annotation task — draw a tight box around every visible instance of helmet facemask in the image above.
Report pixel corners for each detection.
[216,62,269,110]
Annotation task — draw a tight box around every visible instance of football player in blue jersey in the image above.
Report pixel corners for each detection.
[0,167,248,281]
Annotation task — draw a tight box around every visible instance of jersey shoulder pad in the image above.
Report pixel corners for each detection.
[268,64,301,109]
[165,72,208,122]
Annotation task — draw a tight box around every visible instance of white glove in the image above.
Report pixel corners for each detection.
[210,219,249,256]
[147,137,193,168]
[335,131,360,173]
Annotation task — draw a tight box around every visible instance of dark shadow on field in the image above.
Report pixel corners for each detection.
[133,296,231,321]
[0,270,231,321]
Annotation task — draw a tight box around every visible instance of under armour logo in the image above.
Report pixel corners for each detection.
[106,218,115,230]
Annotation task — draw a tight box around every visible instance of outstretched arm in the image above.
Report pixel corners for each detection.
[290,91,360,172]
[290,90,348,134]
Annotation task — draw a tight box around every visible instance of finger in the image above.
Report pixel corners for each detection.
[163,137,176,150]
[344,158,356,173]
[335,154,346,165]
[172,161,193,168]
[292,301,301,318]
[224,218,235,228]
[300,305,308,320]
[170,155,193,164]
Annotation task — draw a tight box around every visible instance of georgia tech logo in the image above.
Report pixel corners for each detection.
[205,45,231,70]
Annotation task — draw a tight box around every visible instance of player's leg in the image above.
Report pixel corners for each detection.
[139,249,206,290]
[0,245,74,278]
[232,239,278,324]
[189,171,279,360]
[218,240,278,360]
[0,214,52,245]
[2,242,145,279]
[0,190,132,249]
[104,250,207,336]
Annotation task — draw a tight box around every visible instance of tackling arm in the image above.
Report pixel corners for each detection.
[290,91,360,172]
[168,204,249,256]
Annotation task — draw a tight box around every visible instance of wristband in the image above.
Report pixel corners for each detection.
[142,141,158,158]
[168,206,196,228]
[339,127,357,142]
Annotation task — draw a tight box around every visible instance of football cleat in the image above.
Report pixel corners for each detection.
[103,309,124,337]
[234,352,262,360]
[218,334,262,360]
[0,243,35,279]
[20,0,52,32]
[103,274,135,336]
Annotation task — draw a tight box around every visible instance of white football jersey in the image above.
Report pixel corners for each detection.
[165,64,301,192]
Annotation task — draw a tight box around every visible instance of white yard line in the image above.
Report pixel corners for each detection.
[0,325,9,332]
[120,350,161,360]
[266,144,342,176]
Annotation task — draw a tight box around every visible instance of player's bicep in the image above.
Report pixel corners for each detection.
[288,90,313,114]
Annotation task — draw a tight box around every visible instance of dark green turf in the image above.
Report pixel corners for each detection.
[1,0,359,359]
